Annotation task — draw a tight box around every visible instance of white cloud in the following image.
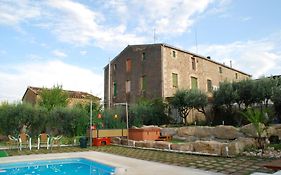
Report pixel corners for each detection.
[80,50,87,56]
[0,60,103,102]
[52,50,67,58]
[0,0,41,25]
[106,0,214,36]
[45,0,146,48]
[0,0,217,49]
[190,33,281,78]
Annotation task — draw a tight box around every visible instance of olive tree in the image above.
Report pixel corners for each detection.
[39,85,68,111]
[213,81,236,112]
[171,89,208,125]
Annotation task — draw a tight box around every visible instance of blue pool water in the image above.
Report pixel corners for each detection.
[0,158,115,175]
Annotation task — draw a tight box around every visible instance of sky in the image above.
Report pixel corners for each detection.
[0,0,281,103]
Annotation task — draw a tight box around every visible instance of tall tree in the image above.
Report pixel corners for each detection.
[38,85,68,111]
[213,81,236,112]
[171,89,208,124]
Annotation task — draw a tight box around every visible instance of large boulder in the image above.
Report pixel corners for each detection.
[240,123,266,137]
[161,128,177,136]
[121,139,128,145]
[170,143,194,152]
[111,137,121,144]
[222,137,256,156]
[177,126,213,138]
[153,141,171,149]
[267,124,281,139]
[213,125,242,140]
[135,140,155,148]
[193,140,224,155]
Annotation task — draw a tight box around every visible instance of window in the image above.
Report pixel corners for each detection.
[191,57,196,70]
[172,73,178,88]
[219,67,222,73]
[142,52,146,61]
[125,80,131,93]
[140,76,146,91]
[172,50,176,58]
[113,64,116,71]
[113,81,117,96]
[207,79,212,92]
[191,77,198,89]
[126,59,131,72]
[235,73,238,79]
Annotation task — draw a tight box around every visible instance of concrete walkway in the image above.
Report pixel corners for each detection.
[0,151,222,175]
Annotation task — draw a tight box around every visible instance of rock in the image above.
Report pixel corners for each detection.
[135,140,155,148]
[172,135,187,141]
[153,141,170,149]
[213,125,242,140]
[185,136,198,142]
[177,126,213,138]
[121,139,128,145]
[240,123,266,137]
[221,137,257,156]
[128,140,136,146]
[161,128,177,136]
[170,143,194,152]
[111,137,121,144]
[267,124,281,139]
[193,140,224,155]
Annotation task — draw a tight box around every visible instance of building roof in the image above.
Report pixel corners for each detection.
[22,86,101,101]
[106,43,251,77]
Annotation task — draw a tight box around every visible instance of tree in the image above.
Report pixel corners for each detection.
[171,89,208,125]
[38,85,68,111]
[254,77,275,108]
[213,81,236,112]
[235,79,255,108]
[272,85,281,122]
[130,98,170,126]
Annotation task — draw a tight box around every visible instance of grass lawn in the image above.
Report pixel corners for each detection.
[1,145,277,175]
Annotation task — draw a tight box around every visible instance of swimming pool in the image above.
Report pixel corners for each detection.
[0,158,116,175]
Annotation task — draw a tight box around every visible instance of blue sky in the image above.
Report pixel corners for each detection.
[0,0,281,102]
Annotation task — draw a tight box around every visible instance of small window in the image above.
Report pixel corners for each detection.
[142,52,146,61]
[172,73,178,88]
[113,64,117,71]
[172,50,176,58]
[113,81,117,96]
[191,57,196,70]
[219,67,222,73]
[126,59,131,72]
[235,73,238,79]
[140,76,146,91]
[207,79,212,92]
[125,80,131,93]
[191,77,198,89]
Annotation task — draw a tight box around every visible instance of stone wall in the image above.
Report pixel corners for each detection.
[112,124,281,157]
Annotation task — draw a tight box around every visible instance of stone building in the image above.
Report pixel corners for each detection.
[22,86,100,107]
[104,43,250,107]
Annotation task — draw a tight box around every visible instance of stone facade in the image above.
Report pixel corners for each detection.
[104,43,251,107]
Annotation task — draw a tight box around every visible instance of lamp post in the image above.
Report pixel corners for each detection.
[89,100,93,147]
[113,102,129,130]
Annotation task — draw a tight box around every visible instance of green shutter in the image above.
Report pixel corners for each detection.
[207,80,212,92]
[172,73,178,87]
[191,77,198,89]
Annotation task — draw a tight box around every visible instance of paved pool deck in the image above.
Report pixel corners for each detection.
[0,151,222,175]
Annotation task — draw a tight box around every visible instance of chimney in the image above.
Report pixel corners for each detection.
[207,56,211,59]
[230,60,232,68]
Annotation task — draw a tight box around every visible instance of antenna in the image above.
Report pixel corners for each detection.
[153,28,156,43]
[195,28,198,54]
[108,58,111,108]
